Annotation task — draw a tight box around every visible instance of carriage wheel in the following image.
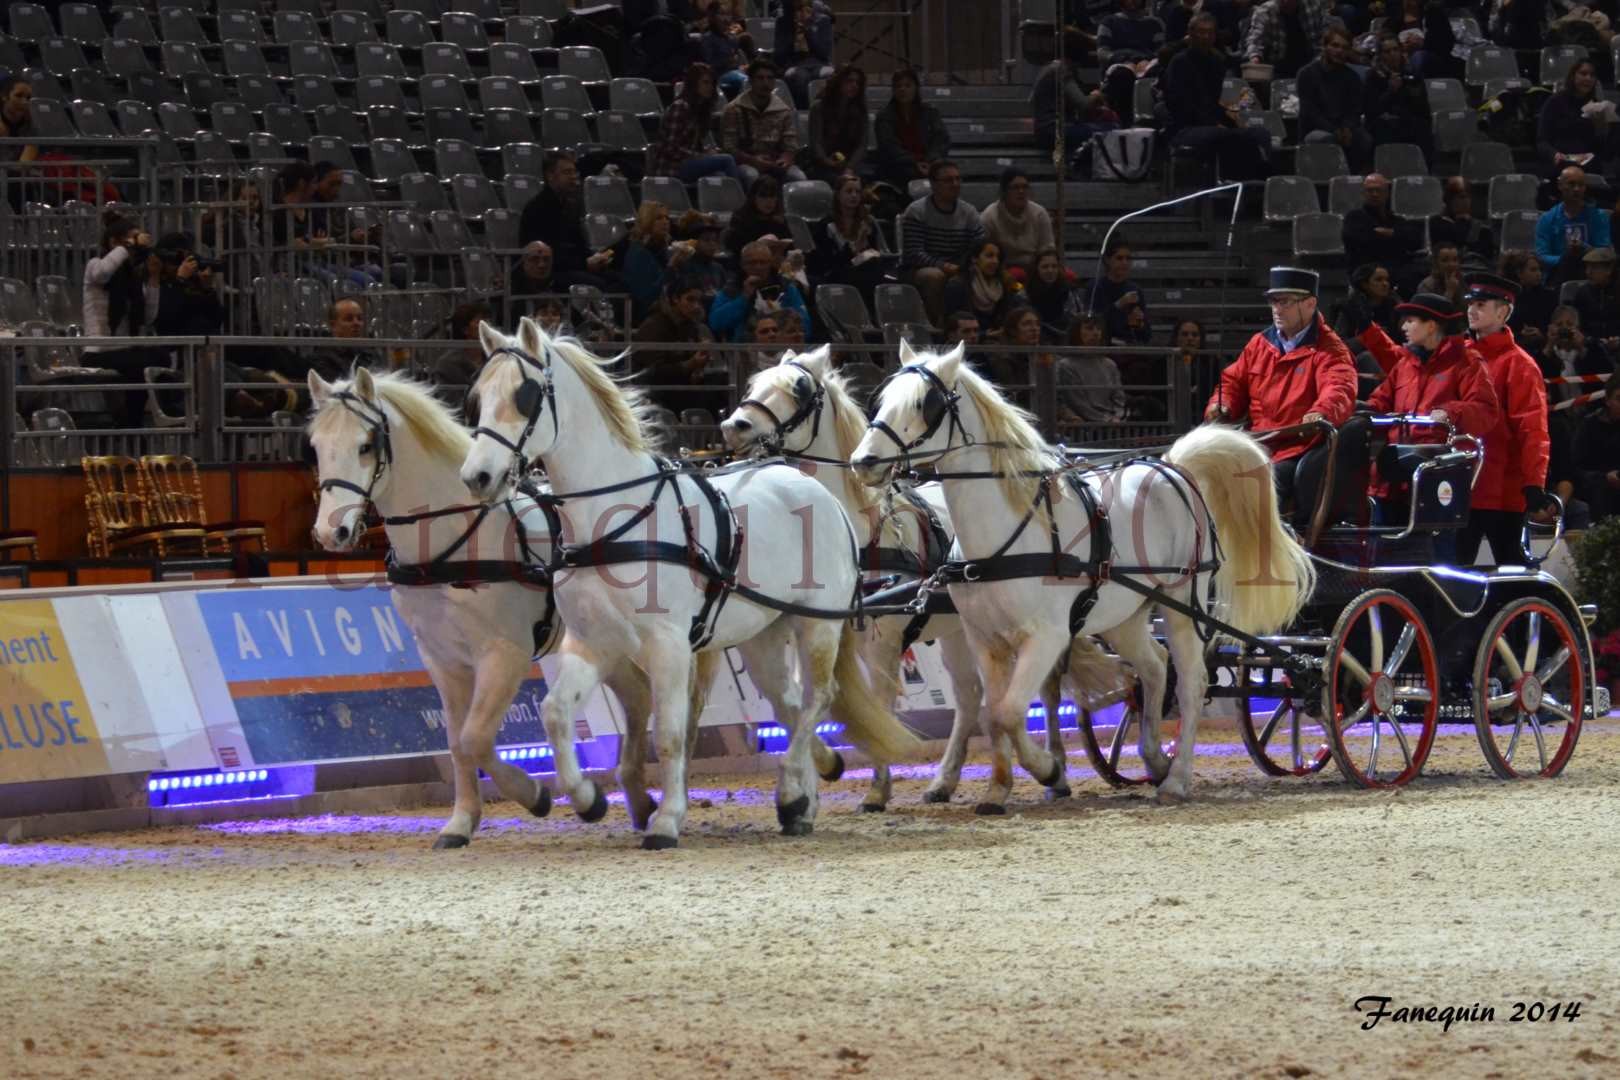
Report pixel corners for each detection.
[1324,589,1438,789]
[1077,674,1179,788]
[1235,664,1332,777]
[1471,597,1585,780]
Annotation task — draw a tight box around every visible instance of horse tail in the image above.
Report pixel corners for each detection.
[830,623,923,765]
[686,650,720,756]
[1164,425,1316,637]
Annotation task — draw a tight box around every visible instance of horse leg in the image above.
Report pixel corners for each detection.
[420,651,482,848]
[737,621,822,836]
[960,624,1017,813]
[1156,606,1208,803]
[606,662,657,832]
[456,647,554,822]
[1101,605,1172,785]
[984,632,1071,806]
[857,624,905,812]
[1039,668,1071,800]
[540,633,612,825]
[922,629,984,804]
[642,632,695,850]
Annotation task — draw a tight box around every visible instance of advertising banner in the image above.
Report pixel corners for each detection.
[0,600,110,784]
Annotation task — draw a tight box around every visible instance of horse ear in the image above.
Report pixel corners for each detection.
[307,369,332,407]
[797,343,832,375]
[898,338,918,366]
[518,315,545,357]
[478,320,505,356]
[937,341,966,381]
[353,365,377,401]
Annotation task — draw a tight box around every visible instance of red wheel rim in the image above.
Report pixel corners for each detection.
[1327,591,1438,788]
[1078,679,1180,787]
[1476,600,1584,778]
[1237,666,1332,777]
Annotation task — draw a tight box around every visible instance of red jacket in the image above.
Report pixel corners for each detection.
[1470,327,1551,512]
[1206,314,1359,461]
[1360,325,1499,497]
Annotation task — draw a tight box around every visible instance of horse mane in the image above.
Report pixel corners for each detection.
[749,361,878,513]
[945,360,1061,512]
[541,333,655,452]
[312,370,472,464]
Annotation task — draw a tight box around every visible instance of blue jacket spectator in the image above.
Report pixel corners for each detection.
[709,240,811,343]
[1536,166,1613,274]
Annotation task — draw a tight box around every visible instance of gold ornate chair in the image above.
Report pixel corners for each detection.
[81,455,208,558]
[140,454,268,554]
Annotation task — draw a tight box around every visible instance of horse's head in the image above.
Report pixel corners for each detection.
[851,340,966,487]
[721,344,832,456]
[307,366,392,551]
[461,316,557,503]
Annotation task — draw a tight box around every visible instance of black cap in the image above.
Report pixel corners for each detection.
[1395,292,1462,321]
[1265,266,1319,298]
[1462,271,1518,305]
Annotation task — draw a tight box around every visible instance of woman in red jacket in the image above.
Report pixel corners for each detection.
[1354,291,1500,508]
[1459,271,1554,565]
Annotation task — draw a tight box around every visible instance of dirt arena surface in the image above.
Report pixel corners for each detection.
[5,720,1619,1080]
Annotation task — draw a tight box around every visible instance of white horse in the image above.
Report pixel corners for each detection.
[459,318,922,849]
[307,367,706,845]
[720,346,1121,810]
[852,343,1316,804]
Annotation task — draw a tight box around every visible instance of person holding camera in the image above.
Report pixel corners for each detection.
[82,212,161,429]
[151,233,225,336]
[708,239,811,344]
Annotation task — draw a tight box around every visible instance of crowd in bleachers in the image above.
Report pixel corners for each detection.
[0,0,1615,527]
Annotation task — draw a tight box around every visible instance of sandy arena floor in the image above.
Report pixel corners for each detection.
[4,720,1619,1080]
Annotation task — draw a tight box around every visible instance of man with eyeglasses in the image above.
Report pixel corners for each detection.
[1206,266,1364,530]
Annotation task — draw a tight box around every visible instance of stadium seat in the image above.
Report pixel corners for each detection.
[322,105,372,144]
[1499,210,1538,251]
[236,73,287,110]
[584,174,637,220]
[423,43,477,83]
[434,138,483,179]
[400,172,450,213]
[274,11,323,46]
[293,75,344,111]
[110,10,157,45]
[28,97,77,139]
[69,99,117,138]
[385,11,435,49]
[1465,46,1521,88]
[1487,173,1541,218]
[698,175,746,217]
[430,209,476,253]
[485,108,538,147]
[158,8,209,45]
[503,173,543,211]
[505,17,555,50]
[479,76,534,115]
[210,102,258,145]
[1460,141,1515,185]
[160,41,210,80]
[453,174,504,222]
[583,213,628,251]
[1292,211,1346,256]
[596,110,648,152]
[503,141,545,177]
[1294,142,1349,183]
[442,13,492,53]
[1327,174,1366,214]
[114,99,158,137]
[357,44,411,81]
[541,75,596,116]
[1432,110,1480,154]
[331,12,381,47]
[1263,175,1320,221]
[540,108,596,152]
[420,74,473,114]
[217,10,266,44]
[610,77,664,119]
[290,43,345,82]
[1373,142,1428,179]
[264,104,313,147]
[816,284,879,344]
[222,41,273,79]
[1540,45,1588,87]
[784,180,834,220]
[485,207,522,250]
[490,42,547,83]
[1392,175,1444,220]
[560,46,612,84]
[1424,78,1467,113]
[69,66,119,106]
[308,134,359,174]
[520,0,570,17]
[59,4,106,45]
[40,37,89,78]
[641,175,693,214]
[875,283,933,330]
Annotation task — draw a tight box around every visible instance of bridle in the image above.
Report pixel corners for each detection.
[313,389,394,504]
[469,343,557,489]
[735,358,825,454]
[865,363,968,472]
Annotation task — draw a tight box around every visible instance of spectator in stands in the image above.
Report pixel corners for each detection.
[1576,378,1620,521]
[534,296,572,338]
[81,213,160,428]
[1572,247,1620,340]
[0,76,37,167]
[1172,316,1221,419]
[624,201,698,324]
[710,239,812,343]
[1429,177,1496,265]
[773,0,835,109]
[510,241,559,301]
[700,4,751,99]
[944,309,994,380]
[635,275,728,413]
[1343,174,1426,278]
[980,168,1054,280]
[806,66,871,185]
[1416,242,1464,308]
[436,302,493,388]
[943,239,1020,332]
[677,212,730,300]
[1363,32,1432,156]
[1211,267,1363,529]
[1298,26,1373,173]
[1099,0,1166,66]
[1501,249,1557,353]
[1033,28,1120,157]
[807,171,887,305]
[1458,271,1554,564]
[317,297,401,374]
[1084,238,1148,341]
[520,151,617,286]
[776,306,807,346]
[1024,248,1084,334]
[725,174,791,258]
[899,160,985,326]
[721,60,806,188]
[1059,314,1130,424]
[747,310,782,373]
[150,233,224,337]
[1335,263,1403,365]
[1536,59,1617,177]
[871,68,950,191]
[1540,304,1615,404]
[1164,13,1273,181]
[1243,0,1331,79]
[648,62,743,185]
[268,161,319,267]
[1535,165,1613,276]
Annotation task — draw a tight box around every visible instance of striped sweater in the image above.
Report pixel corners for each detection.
[899,196,986,270]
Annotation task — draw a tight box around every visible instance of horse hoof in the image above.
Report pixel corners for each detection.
[921,789,952,804]
[576,784,610,824]
[1154,787,1188,807]
[973,802,1007,816]
[1045,783,1072,802]
[641,834,679,851]
[528,785,553,819]
[432,834,470,849]
[775,794,810,830]
[1038,757,1067,789]
[819,750,846,782]
[858,802,886,814]
[629,796,658,832]
[780,819,814,837]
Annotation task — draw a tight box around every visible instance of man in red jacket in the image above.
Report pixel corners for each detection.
[1460,271,1553,565]
[1206,266,1362,529]
[1354,291,1500,508]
